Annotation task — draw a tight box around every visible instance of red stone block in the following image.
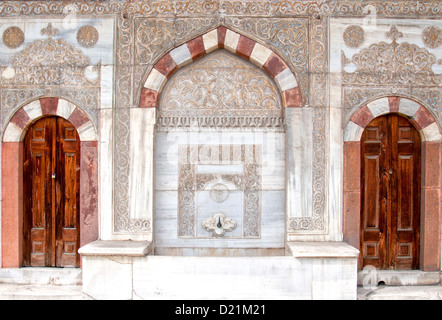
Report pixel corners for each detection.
[413,106,435,130]
[263,53,288,78]
[388,96,400,113]
[217,26,227,48]
[351,105,374,129]
[236,35,256,60]
[139,87,158,108]
[68,107,90,129]
[187,36,206,61]
[282,87,303,108]
[40,97,59,116]
[343,142,361,192]
[154,53,178,78]
[10,107,30,129]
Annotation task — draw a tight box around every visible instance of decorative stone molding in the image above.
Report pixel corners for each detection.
[1,1,442,19]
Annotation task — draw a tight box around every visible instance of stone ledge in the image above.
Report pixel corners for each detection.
[78,240,152,257]
[286,241,360,258]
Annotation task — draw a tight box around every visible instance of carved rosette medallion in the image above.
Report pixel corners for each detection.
[2,26,24,49]
[422,26,442,49]
[343,25,365,48]
[210,183,229,203]
[77,25,99,48]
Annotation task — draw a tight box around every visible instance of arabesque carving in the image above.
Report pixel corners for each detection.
[178,144,262,239]
[159,50,282,129]
[1,23,100,86]
[343,25,442,87]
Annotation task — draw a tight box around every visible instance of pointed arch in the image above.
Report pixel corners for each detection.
[138,26,303,109]
[343,96,441,271]
[1,97,98,267]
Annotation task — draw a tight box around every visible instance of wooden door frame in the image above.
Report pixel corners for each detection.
[343,97,441,271]
[1,97,99,268]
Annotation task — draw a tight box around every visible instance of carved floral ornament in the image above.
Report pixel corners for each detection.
[342,25,442,87]
[158,50,283,129]
[0,23,100,86]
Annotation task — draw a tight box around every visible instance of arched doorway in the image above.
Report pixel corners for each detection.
[23,116,81,267]
[360,114,420,270]
[1,97,98,268]
[343,96,441,271]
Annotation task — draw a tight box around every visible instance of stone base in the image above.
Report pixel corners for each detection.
[358,269,441,287]
[79,241,359,300]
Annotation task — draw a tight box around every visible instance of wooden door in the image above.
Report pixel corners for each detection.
[361,114,420,270]
[23,116,80,267]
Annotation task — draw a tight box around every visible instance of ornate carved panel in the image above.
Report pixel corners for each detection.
[114,11,328,235]
[178,144,262,239]
[341,24,442,126]
[158,50,282,129]
[0,22,101,132]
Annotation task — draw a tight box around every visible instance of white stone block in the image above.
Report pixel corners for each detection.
[144,68,167,92]
[23,100,42,120]
[202,29,218,53]
[3,122,23,142]
[344,121,364,142]
[399,99,420,117]
[250,43,273,67]
[100,65,113,109]
[57,99,76,120]
[422,122,442,142]
[77,121,96,141]
[170,44,192,67]
[367,97,390,118]
[224,29,240,53]
[81,255,134,300]
[129,108,155,220]
[275,68,298,91]
[98,108,113,240]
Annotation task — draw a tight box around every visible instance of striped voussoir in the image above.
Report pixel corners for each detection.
[344,97,441,142]
[3,97,96,142]
[140,26,302,109]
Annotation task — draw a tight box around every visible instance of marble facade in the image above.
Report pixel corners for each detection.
[0,0,441,299]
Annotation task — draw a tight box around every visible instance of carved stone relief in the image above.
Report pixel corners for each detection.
[224,17,309,105]
[0,22,101,133]
[178,144,262,239]
[158,50,282,129]
[114,11,328,235]
[342,24,442,126]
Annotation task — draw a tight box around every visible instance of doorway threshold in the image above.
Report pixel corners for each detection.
[0,267,81,285]
[358,269,441,286]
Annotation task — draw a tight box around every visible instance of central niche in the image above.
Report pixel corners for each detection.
[178,144,262,239]
[154,50,285,253]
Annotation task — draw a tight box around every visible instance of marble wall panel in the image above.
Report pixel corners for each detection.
[154,131,285,249]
